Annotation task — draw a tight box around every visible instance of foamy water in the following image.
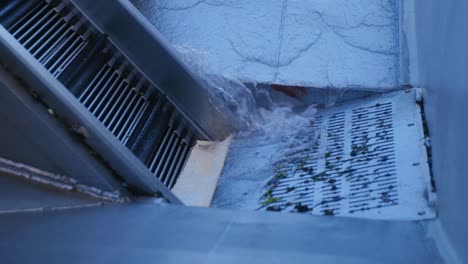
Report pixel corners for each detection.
[174,45,318,135]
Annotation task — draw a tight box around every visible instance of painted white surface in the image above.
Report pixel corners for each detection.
[131,0,399,89]
[172,137,232,207]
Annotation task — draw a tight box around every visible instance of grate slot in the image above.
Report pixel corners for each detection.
[105,86,132,130]
[164,139,185,187]
[22,11,60,48]
[116,97,144,139]
[102,84,131,126]
[153,128,177,177]
[31,21,68,58]
[89,73,125,115]
[9,2,48,37]
[109,89,138,135]
[122,101,149,145]
[16,8,55,43]
[42,31,77,68]
[86,72,119,110]
[38,29,74,64]
[49,35,87,77]
[159,125,184,184]
[148,124,173,173]
[96,79,127,120]
[119,99,149,144]
[80,65,112,105]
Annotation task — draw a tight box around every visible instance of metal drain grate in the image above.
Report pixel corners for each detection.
[78,62,150,145]
[7,0,89,78]
[0,0,197,189]
[260,90,435,220]
[146,114,193,189]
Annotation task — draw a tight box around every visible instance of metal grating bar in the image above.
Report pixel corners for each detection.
[122,100,149,145]
[51,37,87,76]
[86,72,119,111]
[109,89,138,135]
[153,127,177,177]
[101,83,131,126]
[22,11,60,47]
[49,35,87,76]
[119,99,148,143]
[105,86,133,130]
[96,78,127,120]
[38,29,73,64]
[148,123,173,173]
[91,76,123,115]
[16,9,55,43]
[80,65,112,105]
[10,3,48,37]
[159,124,184,184]
[163,139,184,187]
[7,1,45,33]
[115,96,143,139]
[31,21,68,57]
[170,144,190,188]
[42,31,77,68]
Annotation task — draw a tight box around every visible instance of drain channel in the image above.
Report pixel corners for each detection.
[0,0,197,189]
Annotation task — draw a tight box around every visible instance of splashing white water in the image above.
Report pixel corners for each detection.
[173,45,317,135]
[173,46,325,210]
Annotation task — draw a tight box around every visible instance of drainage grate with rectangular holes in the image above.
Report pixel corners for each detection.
[259,90,436,220]
[0,0,198,189]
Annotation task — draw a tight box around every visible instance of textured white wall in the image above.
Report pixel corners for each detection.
[131,0,400,89]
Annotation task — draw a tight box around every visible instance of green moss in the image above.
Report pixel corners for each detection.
[261,189,273,199]
[262,196,281,206]
[274,172,288,179]
[274,164,285,170]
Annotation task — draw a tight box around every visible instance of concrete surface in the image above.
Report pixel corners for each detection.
[130,0,400,90]
[0,202,444,264]
[0,172,102,213]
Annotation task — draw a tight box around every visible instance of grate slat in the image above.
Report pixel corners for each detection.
[153,129,177,177]
[87,72,119,111]
[22,12,59,47]
[110,90,138,135]
[91,76,123,115]
[122,101,149,145]
[96,79,127,120]
[11,4,48,37]
[148,125,172,172]
[116,97,144,140]
[159,129,182,184]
